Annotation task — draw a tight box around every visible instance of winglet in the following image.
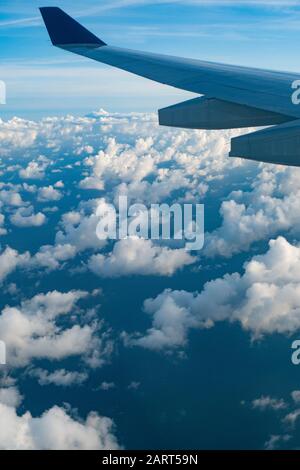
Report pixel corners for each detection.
[39,7,106,47]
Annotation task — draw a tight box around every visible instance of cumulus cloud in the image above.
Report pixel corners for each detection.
[99,382,116,391]
[0,211,6,236]
[10,206,47,228]
[264,434,291,451]
[291,390,300,404]
[0,118,38,156]
[32,244,76,271]
[89,237,196,277]
[0,396,120,450]
[282,409,300,428]
[0,290,111,368]
[0,387,23,408]
[123,294,204,351]
[0,243,77,275]
[0,247,30,283]
[205,166,300,258]
[28,368,88,387]
[0,189,24,207]
[80,136,156,192]
[19,159,49,180]
[79,176,104,191]
[247,388,300,449]
[125,236,300,350]
[254,388,300,446]
[128,381,141,390]
[252,396,287,411]
[55,202,107,254]
[22,183,37,193]
[37,186,62,203]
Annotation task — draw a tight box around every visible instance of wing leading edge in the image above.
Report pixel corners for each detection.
[40,7,300,166]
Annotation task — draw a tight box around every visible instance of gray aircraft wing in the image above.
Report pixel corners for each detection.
[40,7,300,166]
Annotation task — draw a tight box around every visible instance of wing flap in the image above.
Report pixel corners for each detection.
[230,119,300,166]
[159,97,291,129]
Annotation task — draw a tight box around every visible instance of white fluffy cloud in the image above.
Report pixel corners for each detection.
[125,236,300,350]
[252,396,287,411]
[0,394,120,450]
[249,387,300,449]
[55,202,107,254]
[0,244,77,277]
[282,410,300,428]
[32,244,76,271]
[99,382,116,391]
[10,206,47,228]
[0,189,24,207]
[28,368,88,387]
[89,238,196,277]
[0,212,6,236]
[0,247,30,283]
[37,185,62,203]
[264,434,291,451]
[205,166,300,258]
[291,391,300,404]
[0,387,23,408]
[19,159,49,180]
[80,136,156,192]
[0,290,110,368]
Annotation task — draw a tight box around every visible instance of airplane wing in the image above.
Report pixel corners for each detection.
[40,7,300,166]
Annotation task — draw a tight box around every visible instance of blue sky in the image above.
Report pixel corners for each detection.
[2,0,300,117]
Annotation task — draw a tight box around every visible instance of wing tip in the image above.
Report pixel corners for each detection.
[39,7,106,47]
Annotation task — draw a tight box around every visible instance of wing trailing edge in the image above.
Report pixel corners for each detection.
[159,97,291,130]
[230,119,300,166]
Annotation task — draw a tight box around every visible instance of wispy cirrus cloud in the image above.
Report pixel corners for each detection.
[1,0,299,31]
[0,16,40,28]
